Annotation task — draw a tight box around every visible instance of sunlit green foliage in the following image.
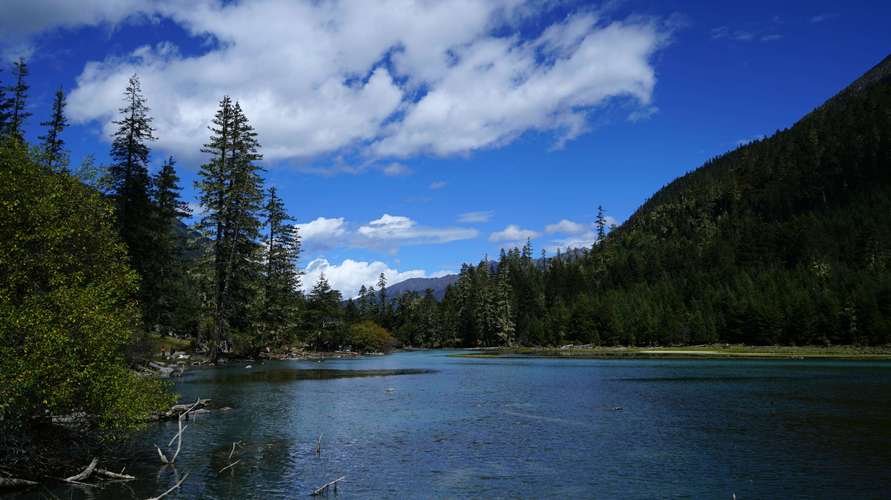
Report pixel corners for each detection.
[349,321,397,353]
[0,138,174,433]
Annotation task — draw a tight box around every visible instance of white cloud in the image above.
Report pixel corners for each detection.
[458,210,494,223]
[429,180,447,190]
[0,0,155,47]
[810,13,838,24]
[297,213,477,255]
[545,219,589,235]
[6,0,671,163]
[358,214,477,244]
[382,162,412,176]
[548,232,599,252]
[546,214,619,251]
[373,13,667,157]
[628,105,658,122]
[489,224,540,242]
[302,258,448,298]
[295,217,348,252]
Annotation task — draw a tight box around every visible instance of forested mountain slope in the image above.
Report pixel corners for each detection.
[591,54,891,345]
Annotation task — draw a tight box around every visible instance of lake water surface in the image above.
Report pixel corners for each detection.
[28,351,891,498]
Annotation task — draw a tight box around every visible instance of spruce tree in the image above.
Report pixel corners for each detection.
[260,186,302,349]
[595,205,607,243]
[305,274,345,350]
[197,97,265,360]
[147,157,191,334]
[109,74,157,287]
[377,272,388,325]
[38,87,69,171]
[7,58,30,141]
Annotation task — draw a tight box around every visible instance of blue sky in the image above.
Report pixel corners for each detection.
[3,0,889,296]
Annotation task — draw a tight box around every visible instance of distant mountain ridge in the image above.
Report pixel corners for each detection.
[386,274,459,300]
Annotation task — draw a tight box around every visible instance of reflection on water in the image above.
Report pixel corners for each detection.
[16,353,891,499]
[187,367,436,384]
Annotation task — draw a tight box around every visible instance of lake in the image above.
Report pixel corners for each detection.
[25,351,891,498]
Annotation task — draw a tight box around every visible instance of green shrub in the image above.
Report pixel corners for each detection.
[0,138,174,434]
[349,321,397,353]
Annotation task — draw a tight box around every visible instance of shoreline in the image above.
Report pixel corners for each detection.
[452,345,891,360]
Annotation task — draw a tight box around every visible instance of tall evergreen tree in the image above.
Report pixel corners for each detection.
[595,205,607,243]
[377,272,388,325]
[197,97,265,360]
[108,74,157,288]
[260,186,302,349]
[147,157,192,334]
[38,87,69,171]
[7,58,30,141]
[305,274,345,350]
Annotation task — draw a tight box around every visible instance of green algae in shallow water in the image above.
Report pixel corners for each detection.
[191,367,436,384]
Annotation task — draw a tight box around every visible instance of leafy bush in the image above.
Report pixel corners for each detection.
[0,138,174,434]
[349,321,397,353]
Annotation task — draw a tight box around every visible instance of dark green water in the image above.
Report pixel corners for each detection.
[21,351,891,498]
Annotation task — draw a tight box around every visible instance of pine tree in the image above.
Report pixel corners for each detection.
[305,274,345,350]
[147,157,191,334]
[260,186,302,349]
[595,205,607,243]
[7,58,30,141]
[108,74,157,288]
[377,272,388,325]
[197,97,265,360]
[38,88,69,171]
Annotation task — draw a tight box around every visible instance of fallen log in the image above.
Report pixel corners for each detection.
[65,458,98,482]
[310,476,345,496]
[96,468,136,481]
[0,477,38,490]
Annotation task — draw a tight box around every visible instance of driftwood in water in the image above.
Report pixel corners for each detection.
[218,441,242,475]
[218,460,240,474]
[146,472,189,500]
[0,477,38,490]
[310,476,345,496]
[157,398,203,464]
[96,468,136,481]
[65,457,98,482]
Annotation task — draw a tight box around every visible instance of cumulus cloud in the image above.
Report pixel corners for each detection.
[358,214,477,244]
[297,213,477,255]
[302,258,448,298]
[0,0,155,49]
[429,180,447,190]
[458,210,494,223]
[545,219,590,235]
[295,217,348,252]
[546,215,619,251]
[5,0,671,163]
[382,162,412,176]
[489,224,540,243]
